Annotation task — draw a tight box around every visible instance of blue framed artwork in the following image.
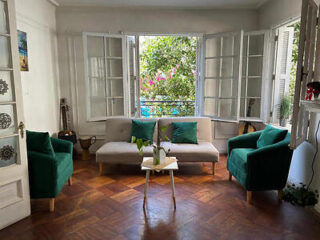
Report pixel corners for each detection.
[17,30,28,71]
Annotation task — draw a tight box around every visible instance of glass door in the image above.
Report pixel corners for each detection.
[0,0,30,229]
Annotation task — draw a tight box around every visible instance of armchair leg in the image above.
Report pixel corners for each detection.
[49,198,55,212]
[228,172,232,181]
[247,191,252,204]
[68,177,72,186]
[99,163,103,176]
[278,190,283,201]
[212,162,216,175]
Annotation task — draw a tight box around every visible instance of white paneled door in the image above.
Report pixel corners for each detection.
[0,0,30,229]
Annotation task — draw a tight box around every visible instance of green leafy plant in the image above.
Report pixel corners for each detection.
[131,126,170,158]
[280,94,291,120]
[283,183,319,206]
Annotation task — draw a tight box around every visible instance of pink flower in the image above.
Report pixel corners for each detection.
[156,72,161,81]
[160,76,166,81]
[173,67,177,74]
[176,64,179,69]
[193,71,197,77]
[168,71,172,79]
[148,79,155,86]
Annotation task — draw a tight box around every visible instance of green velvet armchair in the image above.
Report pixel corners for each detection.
[227,130,293,204]
[27,131,73,212]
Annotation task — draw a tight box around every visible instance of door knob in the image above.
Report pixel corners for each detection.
[18,121,25,138]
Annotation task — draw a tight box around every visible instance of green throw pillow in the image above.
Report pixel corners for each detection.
[26,130,55,157]
[130,120,156,143]
[172,122,198,144]
[257,124,288,148]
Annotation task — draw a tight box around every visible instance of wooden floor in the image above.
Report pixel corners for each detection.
[1,155,320,240]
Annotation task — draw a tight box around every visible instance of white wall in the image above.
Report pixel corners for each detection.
[56,6,259,153]
[259,0,320,212]
[15,0,60,134]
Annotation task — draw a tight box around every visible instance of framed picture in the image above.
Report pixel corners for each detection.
[17,30,28,71]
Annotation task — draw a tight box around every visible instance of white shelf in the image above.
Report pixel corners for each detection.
[301,100,320,113]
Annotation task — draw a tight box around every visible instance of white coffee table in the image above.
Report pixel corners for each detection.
[141,157,178,209]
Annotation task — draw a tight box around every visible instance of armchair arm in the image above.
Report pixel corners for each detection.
[51,137,73,154]
[227,131,262,156]
[246,140,293,191]
[27,151,57,198]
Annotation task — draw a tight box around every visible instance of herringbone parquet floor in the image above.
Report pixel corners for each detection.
[1,155,320,240]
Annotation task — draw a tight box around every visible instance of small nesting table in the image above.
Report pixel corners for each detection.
[141,157,178,209]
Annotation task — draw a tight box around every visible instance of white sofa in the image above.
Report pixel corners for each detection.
[96,117,219,175]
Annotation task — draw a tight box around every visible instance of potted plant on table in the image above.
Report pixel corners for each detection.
[131,126,170,165]
[280,94,291,127]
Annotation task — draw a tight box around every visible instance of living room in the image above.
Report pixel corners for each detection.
[1,0,320,239]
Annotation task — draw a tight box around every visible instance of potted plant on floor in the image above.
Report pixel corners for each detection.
[131,126,170,165]
[280,94,291,127]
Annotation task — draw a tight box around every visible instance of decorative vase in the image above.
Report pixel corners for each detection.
[280,118,287,127]
[153,147,166,165]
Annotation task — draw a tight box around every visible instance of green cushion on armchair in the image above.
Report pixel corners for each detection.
[27,132,73,199]
[227,130,293,192]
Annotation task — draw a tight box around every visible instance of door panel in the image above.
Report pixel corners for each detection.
[0,0,30,230]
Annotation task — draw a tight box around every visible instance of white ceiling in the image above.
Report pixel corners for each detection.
[55,0,270,9]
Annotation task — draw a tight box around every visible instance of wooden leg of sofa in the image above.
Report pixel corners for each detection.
[247,191,252,204]
[212,162,216,175]
[68,177,72,186]
[49,198,55,212]
[278,190,283,201]
[228,172,232,181]
[99,163,103,176]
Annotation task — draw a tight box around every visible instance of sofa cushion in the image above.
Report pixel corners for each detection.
[96,142,154,164]
[257,124,288,149]
[161,142,219,162]
[130,120,156,143]
[54,152,73,196]
[26,130,55,157]
[105,118,158,143]
[172,122,198,144]
[227,148,256,188]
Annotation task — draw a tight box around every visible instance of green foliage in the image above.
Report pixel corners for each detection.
[280,94,291,119]
[289,22,300,98]
[283,183,319,206]
[140,36,197,117]
[131,137,150,156]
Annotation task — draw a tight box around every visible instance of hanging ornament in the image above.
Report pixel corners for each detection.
[0,79,9,95]
[0,145,15,160]
[0,113,11,129]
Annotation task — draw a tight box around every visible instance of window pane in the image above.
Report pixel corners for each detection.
[204,98,218,116]
[247,78,262,97]
[106,59,123,77]
[206,37,221,57]
[243,36,248,56]
[222,36,233,56]
[87,36,104,58]
[108,78,123,97]
[107,98,124,116]
[240,98,245,117]
[204,79,219,97]
[0,1,8,34]
[249,34,264,56]
[0,136,18,168]
[0,71,14,102]
[219,99,237,119]
[90,97,106,118]
[205,59,220,78]
[0,104,16,135]
[106,38,122,57]
[248,56,263,76]
[220,79,236,98]
[247,98,261,118]
[221,57,234,77]
[0,36,11,68]
[241,77,246,98]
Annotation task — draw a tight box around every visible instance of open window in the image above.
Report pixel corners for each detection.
[202,31,243,121]
[290,0,319,149]
[83,33,129,121]
[201,30,270,122]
